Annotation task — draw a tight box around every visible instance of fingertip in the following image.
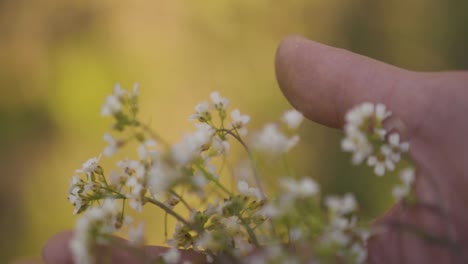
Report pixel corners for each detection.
[41,230,206,264]
[275,35,418,130]
[42,231,74,264]
[275,35,347,128]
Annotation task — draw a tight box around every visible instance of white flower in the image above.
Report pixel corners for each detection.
[237,181,262,200]
[118,159,146,178]
[137,139,157,160]
[257,203,281,218]
[330,216,353,230]
[192,171,208,188]
[195,231,219,251]
[350,243,367,264]
[69,175,82,194]
[211,136,230,155]
[117,160,147,211]
[221,216,241,234]
[367,153,395,177]
[68,193,84,215]
[400,167,415,185]
[289,228,303,241]
[392,168,415,200]
[233,235,253,257]
[70,235,93,264]
[103,133,119,157]
[323,230,350,246]
[128,196,144,212]
[101,198,120,213]
[369,132,410,176]
[392,186,408,200]
[113,83,126,97]
[126,177,143,192]
[343,102,399,168]
[381,133,410,163]
[163,248,181,264]
[341,129,373,165]
[70,199,121,264]
[190,101,210,121]
[281,109,304,130]
[128,222,145,246]
[345,102,374,128]
[101,95,122,116]
[171,124,214,165]
[325,193,357,215]
[280,177,320,198]
[252,124,299,155]
[375,103,391,121]
[230,109,250,135]
[148,162,176,194]
[108,171,127,188]
[83,183,97,194]
[203,201,223,216]
[76,155,102,176]
[210,91,229,110]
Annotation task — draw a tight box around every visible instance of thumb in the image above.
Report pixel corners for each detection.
[42,231,205,264]
[275,35,427,136]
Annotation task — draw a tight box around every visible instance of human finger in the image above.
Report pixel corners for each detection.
[42,231,205,264]
[275,35,427,137]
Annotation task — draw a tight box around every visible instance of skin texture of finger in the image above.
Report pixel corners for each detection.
[275,35,429,138]
[275,35,468,263]
[42,231,206,264]
[42,231,73,264]
[370,71,468,263]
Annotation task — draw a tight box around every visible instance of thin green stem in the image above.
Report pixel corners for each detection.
[99,186,127,199]
[118,198,127,227]
[238,215,259,247]
[195,163,232,196]
[282,154,292,176]
[144,197,196,231]
[164,212,168,241]
[218,128,265,199]
[98,171,109,187]
[169,190,193,211]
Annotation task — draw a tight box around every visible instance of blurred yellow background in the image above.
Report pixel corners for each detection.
[2,0,467,262]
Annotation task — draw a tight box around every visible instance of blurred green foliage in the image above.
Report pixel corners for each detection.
[1,0,467,262]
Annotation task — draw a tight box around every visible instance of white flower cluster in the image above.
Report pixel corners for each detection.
[101,83,139,117]
[171,123,215,165]
[342,103,410,176]
[68,87,419,264]
[252,124,299,155]
[237,181,262,200]
[70,199,121,264]
[323,194,358,246]
[68,155,103,215]
[257,176,320,219]
[321,193,368,263]
[392,168,415,200]
[191,92,251,137]
[252,109,303,155]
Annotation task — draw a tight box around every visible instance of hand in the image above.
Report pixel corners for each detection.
[38,231,204,264]
[275,35,468,263]
[39,35,468,263]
